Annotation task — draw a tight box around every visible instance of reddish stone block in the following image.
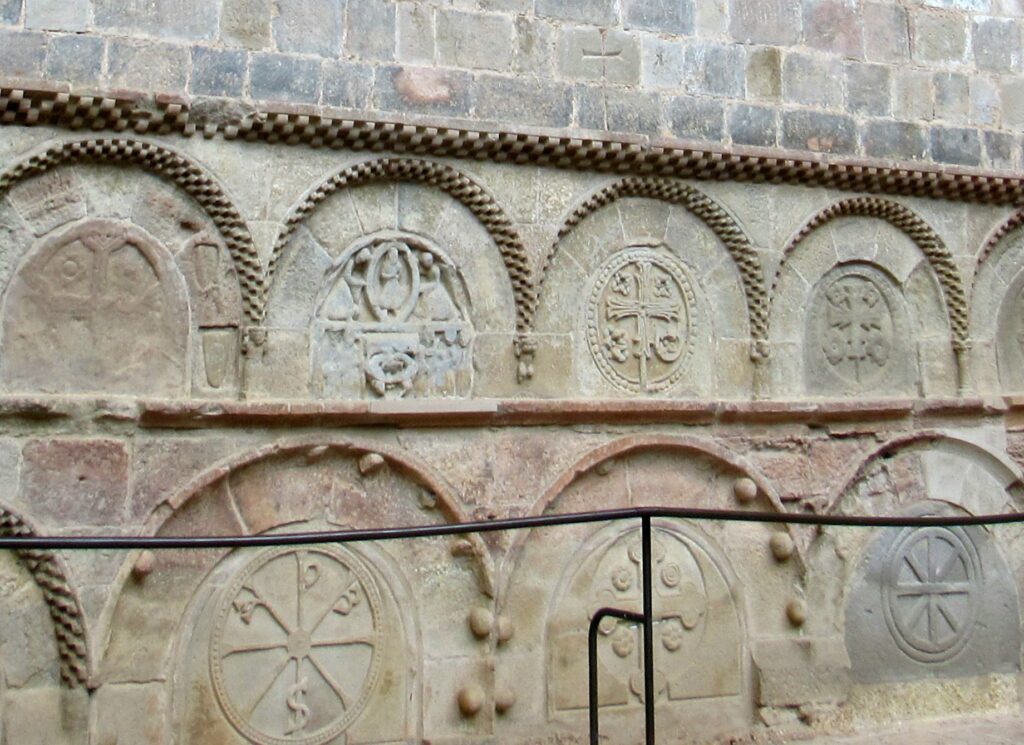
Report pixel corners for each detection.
[21,438,128,528]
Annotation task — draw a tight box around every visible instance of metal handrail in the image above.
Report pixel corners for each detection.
[9,505,1024,744]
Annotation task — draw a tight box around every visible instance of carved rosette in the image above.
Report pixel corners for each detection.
[586,246,696,394]
[313,231,473,399]
[882,526,980,664]
[210,546,383,745]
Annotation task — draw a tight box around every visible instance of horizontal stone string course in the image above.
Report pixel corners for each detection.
[3,84,1024,207]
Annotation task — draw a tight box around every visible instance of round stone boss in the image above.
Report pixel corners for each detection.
[210,545,384,745]
[586,245,696,394]
[882,526,981,664]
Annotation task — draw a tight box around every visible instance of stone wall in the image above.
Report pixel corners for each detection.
[1,1,1024,169]
[2,2,1024,744]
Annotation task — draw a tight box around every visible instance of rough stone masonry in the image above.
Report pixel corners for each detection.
[2,0,1024,743]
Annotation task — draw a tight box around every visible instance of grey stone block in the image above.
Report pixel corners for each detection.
[642,35,686,89]
[513,15,555,75]
[894,69,934,121]
[474,74,572,128]
[746,47,781,100]
[783,53,843,108]
[249,52,321,103]
[558,26,639,85]
[574,83,605,130]
[933,71,969,124]
[729,0,801,45]
[397,1,435,64]
[191,47,247,98]
[94,0,218,41]
[347,0,396,61]
[606,88,661,135]
[930,126,982,166]
[322,59,375,109]
[473,74,573,127]
[437,9,514,72]
[983,130,1016,170]
[107,39,190,92]
[862,120,929,161]
[972,17,1021,73]
[666,94,724,141]
[25,0,88,32]
[864,2,910,62]
[0,0,20,25]
[846,62,892,116]
[536,0,617,25]
[220,0,273,50]
[273,0,343,56]
[623,0,694,35]
[0,30,47,79]
[686,42,743,97]
[911,9,967,64]
[781,110,857,154]
[373,65,472,117]
[1002,78,1024,129]
[45,34,103,85]
[970,76,999,127]
[729,103,777,148]
[803,0,863,58]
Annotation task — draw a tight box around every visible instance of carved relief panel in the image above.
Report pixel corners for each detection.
[312,231,473,398]
[548,524,742,713]
[804,263,913,396]
[586,246,696,394]
[211,546,383,745]
[0,219,189,396]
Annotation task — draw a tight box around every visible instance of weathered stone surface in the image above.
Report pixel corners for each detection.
[783,53,843,108]
[0,29,47,78]
[729,103,778,147]
[437,9,514,72]
[667,94,724,140]
[21,438,129,527]
[94,0,218,41]
[972,16,1022,72]
[190,47,246,98]
[274,0,343,56]
[220,0,273,49]
[623,0,694,35]
[107,39,190,92]
[863,120,929,161]
[911,9,968,64]
[322,59,375,109]
[374,65,473,117]
[249,52,321,103]
[803,0,863,57]
[347,0,396,61]
[847,62,893,116]
[44,34,103,85]
[781,110,857,154]
[474,75,572,127]
[729,0,801,44]
[24,0,88,32]
[536,0,617,25]
[931,126,982,166]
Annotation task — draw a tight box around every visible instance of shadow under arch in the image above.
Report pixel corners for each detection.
[0,136,262,326]
[538,177,768,359]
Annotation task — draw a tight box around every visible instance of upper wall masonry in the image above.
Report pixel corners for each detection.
[1,0,1023,172]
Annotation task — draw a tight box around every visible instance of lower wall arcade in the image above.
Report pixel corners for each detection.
[1,110,1024,744]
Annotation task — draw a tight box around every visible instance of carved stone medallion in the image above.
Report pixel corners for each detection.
[210,546,383,745]
[814,270,894,386]
[586,247,695,394]
[882,527,980,663]
[312,231,473,398]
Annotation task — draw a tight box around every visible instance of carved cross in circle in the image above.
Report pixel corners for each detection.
[884,527,979,662]
[588,247,694,393]
[211,547,382,745]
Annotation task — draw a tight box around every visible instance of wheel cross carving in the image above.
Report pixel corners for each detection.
[586,246,695,393]
[883,527,980,663]
[211,546,383,745]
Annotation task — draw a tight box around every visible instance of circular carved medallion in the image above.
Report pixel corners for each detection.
[210,546,383,745]
[882,527,980,663]
[586,247,695,393]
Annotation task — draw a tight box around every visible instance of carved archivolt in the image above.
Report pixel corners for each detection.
[543,177,768,359]
[974,208,1024,288]
[0,137,262,325]
[773,198,969,352]
[0,508,89,687]
[268,158,533,341]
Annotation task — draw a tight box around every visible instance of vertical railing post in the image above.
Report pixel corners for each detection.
[641,515,655,745]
